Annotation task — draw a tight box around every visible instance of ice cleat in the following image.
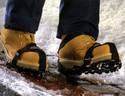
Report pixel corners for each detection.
[0,28,48,77]
[58,33,122,76]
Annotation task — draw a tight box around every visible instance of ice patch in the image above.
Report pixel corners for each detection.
[0,67,61,96]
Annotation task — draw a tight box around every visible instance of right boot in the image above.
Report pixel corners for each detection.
[58,33,122,75]
[0,28,48,76]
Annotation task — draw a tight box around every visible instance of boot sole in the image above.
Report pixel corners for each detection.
[58,59,121,75]
[59,54,112,69]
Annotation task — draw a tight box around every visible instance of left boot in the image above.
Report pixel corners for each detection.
[0,28,48,76]
[58,33,122,75]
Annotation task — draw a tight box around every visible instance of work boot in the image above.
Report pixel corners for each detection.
[58,33,122,75]
[0,28,48,76]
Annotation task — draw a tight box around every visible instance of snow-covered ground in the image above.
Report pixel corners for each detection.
[0,0,125,95]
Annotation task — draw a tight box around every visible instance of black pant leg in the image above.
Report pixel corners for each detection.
[57,0,100,40]
[5,0,45,33]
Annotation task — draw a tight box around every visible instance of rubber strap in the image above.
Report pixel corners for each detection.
[83,43,101,65]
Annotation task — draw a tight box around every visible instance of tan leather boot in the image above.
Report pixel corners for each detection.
[0,28,48,73]
[58,34,121,75]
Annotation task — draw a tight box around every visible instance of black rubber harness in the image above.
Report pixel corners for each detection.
[11,43,47,76]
